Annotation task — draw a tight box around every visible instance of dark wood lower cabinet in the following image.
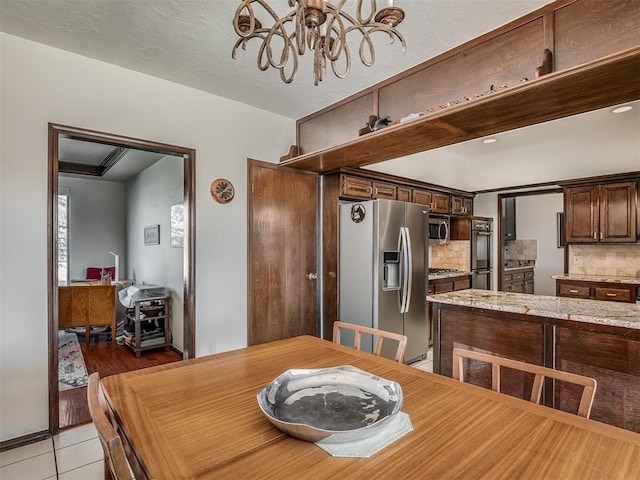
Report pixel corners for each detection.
[555,327,640,433]
[432,302,640,433]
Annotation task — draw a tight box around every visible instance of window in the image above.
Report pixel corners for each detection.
[58,193,69,283]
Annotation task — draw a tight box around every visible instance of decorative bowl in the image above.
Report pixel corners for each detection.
[257,365,403,442]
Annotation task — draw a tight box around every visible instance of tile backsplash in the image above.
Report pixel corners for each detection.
[504,239,537,262]
[429,240,470,272]
[569,244,640,277]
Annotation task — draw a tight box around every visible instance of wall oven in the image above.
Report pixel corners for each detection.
[428,215,450,244]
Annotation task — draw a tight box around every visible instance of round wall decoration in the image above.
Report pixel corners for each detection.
[351,203,366,223]
[210,178,235,204]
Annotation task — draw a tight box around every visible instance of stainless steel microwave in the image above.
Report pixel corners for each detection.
[428,215,450,244]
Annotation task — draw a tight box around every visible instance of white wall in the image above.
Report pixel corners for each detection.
[126,156,185,350]
[515,194,565,295]
[58,176,126,281]
[0,33,294,441]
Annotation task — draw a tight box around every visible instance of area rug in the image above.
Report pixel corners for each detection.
[58,331,89,391]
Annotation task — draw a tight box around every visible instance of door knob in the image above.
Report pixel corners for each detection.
[307,273,318,280]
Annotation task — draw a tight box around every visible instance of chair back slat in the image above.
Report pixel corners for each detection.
[452,347,597,419]
[333,321,408,363]
[87,372,135,479]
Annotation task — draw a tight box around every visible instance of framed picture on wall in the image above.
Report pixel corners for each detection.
[144,224,160,245]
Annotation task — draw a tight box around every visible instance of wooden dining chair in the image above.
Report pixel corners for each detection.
[87,372,135,480]
[333,321,408,363]
[452,347,597,418]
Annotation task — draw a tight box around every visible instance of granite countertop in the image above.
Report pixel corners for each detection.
[504,266,535,272]
[552,274,640,285]
[428,289,640,330]
[428,271,470,280]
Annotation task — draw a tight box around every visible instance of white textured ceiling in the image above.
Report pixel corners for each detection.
[2,0,638,190]
[0,0,553,119]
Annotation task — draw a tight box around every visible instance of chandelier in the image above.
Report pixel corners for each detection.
[232,0,406,85]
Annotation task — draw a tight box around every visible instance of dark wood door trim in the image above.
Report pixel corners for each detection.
[47,123,196,435]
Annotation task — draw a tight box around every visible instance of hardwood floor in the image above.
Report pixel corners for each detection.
[59,336,182,429]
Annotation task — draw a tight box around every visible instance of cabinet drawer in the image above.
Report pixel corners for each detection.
[434,282,454,293]
[412,189,431,206]
[454,277,470,290]
[594,287,632,303]
[524,270,534,279]
[427,284,435,295]
[559,284,591,298]
[341,175,371,198]
[512,272,525,281]
[372,181,396,199]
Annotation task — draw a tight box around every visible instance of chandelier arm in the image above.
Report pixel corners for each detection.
[262,16,297,69]
[295,3,306,55]
[279,34,299,83]
[329,41,352,79]
[354,0,376,25]
[234,0,283,37]
[323,7,348,62]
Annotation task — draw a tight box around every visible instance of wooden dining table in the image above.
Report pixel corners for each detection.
[101,335,640,479]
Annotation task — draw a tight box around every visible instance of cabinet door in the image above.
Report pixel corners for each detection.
[397,186,412,202]
[524,279,534,294]
[431,192,451,214]
[565,185,598,243]
[412,189,432,206]
[462,197,474,216]
[372,181,397,200]
[511,281,525,293]
[89,285,116,327]
[599,181,637,243]
[451,196,463,215]
[341,175,371,199]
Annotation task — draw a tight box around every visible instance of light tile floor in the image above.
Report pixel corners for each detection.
[2,347,435,479]
[0,423,103,480]
[411,347,434,372]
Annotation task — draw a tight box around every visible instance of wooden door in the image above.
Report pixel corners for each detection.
[248,160,318,345]
[564,185,598,242]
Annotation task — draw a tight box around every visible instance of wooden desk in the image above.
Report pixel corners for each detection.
[58,283,116,342]
[102,336,640,479]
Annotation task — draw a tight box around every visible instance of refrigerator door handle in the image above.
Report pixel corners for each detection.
[398,227,409,313]
[403,227,413,313]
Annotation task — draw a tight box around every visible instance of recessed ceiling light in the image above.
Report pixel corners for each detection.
[611,105,633,114]
[482,138,498,144]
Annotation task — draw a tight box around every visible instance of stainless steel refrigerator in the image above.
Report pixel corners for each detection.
[339,199,429,364]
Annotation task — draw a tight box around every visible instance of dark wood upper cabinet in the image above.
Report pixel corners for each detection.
[564,181,637,243]
[599,182,637,242]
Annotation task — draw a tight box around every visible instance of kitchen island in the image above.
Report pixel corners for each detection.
[429,289,640,433]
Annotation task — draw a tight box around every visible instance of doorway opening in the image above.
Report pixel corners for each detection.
[48,124,196,433]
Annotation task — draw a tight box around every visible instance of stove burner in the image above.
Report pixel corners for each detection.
[428,268,460,274]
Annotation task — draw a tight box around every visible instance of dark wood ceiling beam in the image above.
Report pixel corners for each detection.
[58,161,101,176]
[281,46,640,173]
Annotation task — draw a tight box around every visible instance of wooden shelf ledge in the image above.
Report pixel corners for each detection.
[280,46,640,173]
